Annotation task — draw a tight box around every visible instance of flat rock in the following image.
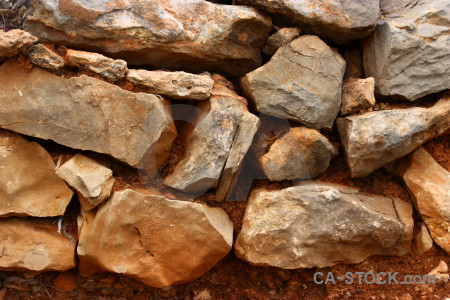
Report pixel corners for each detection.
[0,29,37,60]
[340,77,376,115]
[127,69,214,100]
[363,0,450,100]
[241,35,345,129]
[0,59,177,172]
[235,182,413,269]
[78,189,233,287]
[0,129,73,218]
[337,96,450,177]
[28,44,65,71]
[24,0,271,77]
[262,27,301,56]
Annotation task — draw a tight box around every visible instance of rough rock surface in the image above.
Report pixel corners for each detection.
[56,154,115,211]
[0,29,37,60]
[428,261,449,284]
[340,77,376,115]
[127,69,214,100]
[0,59,177,172]
[414,222,433,255]
[24,0,271,77]
[337,96,450,177]
[0,218,76,271]
[235,182,413,269]
[342,47,363,78]
[363,0,450,100]
[28,44,65,71]
[262,27,301,56]
[241,35,345,129]
[78,189,233,287]
[260,127,336,181]
[0,129,73,218]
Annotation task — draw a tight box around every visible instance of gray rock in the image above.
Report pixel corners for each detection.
[0,29,37,60]
[262,27,301,56]
[380,0,417,14]
[340,77,376,115]
[28,43,65,71]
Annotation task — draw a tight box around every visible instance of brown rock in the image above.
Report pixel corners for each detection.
[28,43,65,71]
[340,77,376,115]
[414,222,433,255]
[0,29,37,60]
[262,27,301,56]
[53,271,78,291]
[427,261,449,284]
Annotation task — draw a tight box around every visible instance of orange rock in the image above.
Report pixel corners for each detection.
[53,271,78,291]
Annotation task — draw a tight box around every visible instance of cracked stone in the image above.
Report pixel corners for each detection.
[28,43,65,71]
[0,29,37,60]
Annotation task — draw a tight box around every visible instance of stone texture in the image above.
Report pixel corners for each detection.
[66,49,127,82]
[78,189,233,287]
[337,96,450,177]
[379,0,417,14]
[241,35,345,129]
[0,59,177,172]
[0,129,73,218]
[260,127,336,181]
[342,47,363,78]
[363,0,450,100]
[234,0,380,44]
[28,43,64,71]
[24,0,271,77]
[340,77,376,115]
[127,69,214,100]
[414,222,433,255]
[262,27,301,56]
[56,154,115,211]
[0,29,37,60]
[0,218,76,271]
[235,182,413,269]
[428,261,449,284]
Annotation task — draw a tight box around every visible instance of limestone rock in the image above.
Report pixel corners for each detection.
[127,69,214,100]
[363,0,450,100]
[0,59,177,172]
[0,129,73,218]
[28,44,65,71]
[78,189,233,287]
[414,222,433,255]
[56,154,115,211]
[241,35,345,129]
[262,27,301,56]
[24,0,271,77]
[260,127,336,181]
[0,29,37,60]
[337,96,450,177]
[380,0,417,14]
[235,182,413,269]
[340,77,376,115]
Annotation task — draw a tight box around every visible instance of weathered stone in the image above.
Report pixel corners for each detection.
[428,261,449,284]
[78,189,233,287]
[28,43,64,71]
[337,96,450,177]
[56,154,114,211]
[0,218,76,271]
[241,35,346,129]
[0,29,37,60]
[340,77,376,115]
[127,69,214,100]
[262,27,301,56]
[234,0,380,44]
[0,129,73,218]
[235,182,413,269]
[260,127,336,181]
[66,49,127,82]
[379,0,417,14]
[0,59,177,172]
[414,222,433,255]
[24,0,271,77]
[363,0,450,100]
[342,47,363,78]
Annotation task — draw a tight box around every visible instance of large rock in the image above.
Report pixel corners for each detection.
[363,0,450,100]
[0,129,73,218]
[0,59,177,172]
[78,189,233,287]
[0,29,37,60]
[337,96,450,178]
[24,0,271,77]
[234,0,380,44]
[235,182,413,269]
[241,35,345,129]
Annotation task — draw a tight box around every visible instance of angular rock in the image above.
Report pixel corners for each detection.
[66,49,127,82]
[56,154,115,211]
[24,0,271,77]
[235,182,413,269]
[340,77,376,115]
[414,222,433,255]
[0,29,37,60]
[78,189,233,287]
[262,27,301,56]
[363,0,450,100]
[28,43,65,71]
[337,96,450,177]
[0,218,76,271]
[0,129,73,218]
[127,69,214,100]
[0,59,177,172]
[241,35,345,129]
[260,127,336,181]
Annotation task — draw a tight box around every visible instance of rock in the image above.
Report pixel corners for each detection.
[0,29,37,60]
[56,154,115,211]
[53,271,78,291]
[379,0,419,15]
[262,27,301,56]
[0,129,73,218]
[127,69,214,100]
[28,43,64,71]
[428,261,449,284]
[234,0,380,44]
[340,77,376,115]
[235,182,413,269]
[66,49,127,82]
[342,47,363,78]
[363,0,450,100]
[24,0,271,77]
[0,217,76,271]
[260,127,336,181]
[77,189,233,287]
[0,59,177,172]
[241,35,346,129]
[336,96,450,177]
[414,222,433,255]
